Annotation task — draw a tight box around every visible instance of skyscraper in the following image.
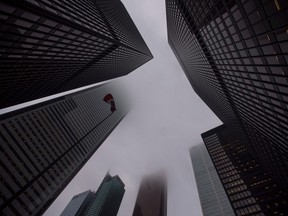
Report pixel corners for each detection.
[132,172,167,216]
[60,173,125,216]
[190,144,235,216]
[166,0,288,190]
[202,125,288,216]
[0,84,128,216]
[0,0,153,108]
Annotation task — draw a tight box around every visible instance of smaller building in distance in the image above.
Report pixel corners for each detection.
[60,173,125,216]
[132,172,167,216]
[190,144,235,216]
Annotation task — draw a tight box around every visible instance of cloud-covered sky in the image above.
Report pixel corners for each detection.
[44,0,221,215]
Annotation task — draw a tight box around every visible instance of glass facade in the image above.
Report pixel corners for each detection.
[202,125,288,216]
[60,174,125,216]
[60,190,92,216]
[0,0,153,108]
[0,84,128,216]
[190,144,235,216]
[166,0,288,193]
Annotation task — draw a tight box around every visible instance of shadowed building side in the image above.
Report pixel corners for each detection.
[0,0,153,108]
[0,84,129,216]
[166,0,288,191]
[202,125,288,216]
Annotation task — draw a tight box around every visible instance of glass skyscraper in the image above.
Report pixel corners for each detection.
[166,0,288,215]
[166,0,288,190]
[132,172,167,216]
[60,173,125,216]
[0,84,128,216]
[202,125,288,216]
[190,144,235,216]
[0,0,153,108]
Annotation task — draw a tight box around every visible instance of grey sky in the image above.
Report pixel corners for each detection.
[42,0,222,215]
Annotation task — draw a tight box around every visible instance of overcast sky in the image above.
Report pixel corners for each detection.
[43,0,221,215]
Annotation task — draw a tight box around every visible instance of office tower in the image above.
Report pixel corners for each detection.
[132,172,167,216]
[0,84,128,216]
[0,0,153,109]
[166,0,288,189]
[190,144,235,216]
[202,125,288,216]
[60,173,125,216]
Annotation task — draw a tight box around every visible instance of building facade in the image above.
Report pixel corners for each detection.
[132,173,167,216]
[0,84,128,216]
[0,0,153,108]
[166,0,288,190]
[60,173,125,216]
[190,144,235,216]
[202,125,288,216]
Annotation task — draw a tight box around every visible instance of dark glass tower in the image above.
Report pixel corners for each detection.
[132,173,167,216]
[60,173,125,216]
[0,84,128,216]
[0,0,153,108]
[166,0,288,190]
[190,144,235,216]
[202,125,288,216]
